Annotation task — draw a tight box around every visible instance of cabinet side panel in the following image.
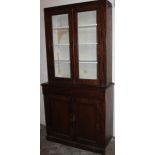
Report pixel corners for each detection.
[106,5,112,84]
[105,85,114,144]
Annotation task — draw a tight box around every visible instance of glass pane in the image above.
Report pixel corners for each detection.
[53,29,69,44]
[79,62,97,79]
[54,61,70,78]
[52,14,69,28]
[78,11,96,26]
[78,11,97,79]
[78,27,96,43]
[54,45,70,61]
[79,44,97,61]
[52,14,71,78]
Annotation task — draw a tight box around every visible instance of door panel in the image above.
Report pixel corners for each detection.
[46,95,72,139]
[74,97,99,145]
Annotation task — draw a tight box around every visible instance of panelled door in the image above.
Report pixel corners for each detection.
[45,95,72,140]
[74,97,102,145]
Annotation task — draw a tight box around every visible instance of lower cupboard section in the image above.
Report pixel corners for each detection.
[44,93,106,152]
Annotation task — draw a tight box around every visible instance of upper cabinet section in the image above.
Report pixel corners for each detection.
[44,1,113,86]
[52,14,71,78]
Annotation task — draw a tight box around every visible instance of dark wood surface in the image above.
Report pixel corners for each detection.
[46,95,72,139]
[42,83,114,153]
[42,0,113,154]
[106,4,113,85]
[74,97,100,145]
[105,85,114,146]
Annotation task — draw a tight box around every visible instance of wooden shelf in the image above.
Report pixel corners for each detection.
[79,61,97,63]
[78,24,97,28]
[53,24,97,29]
[54,60,70,63]
[53,26,69,29]
[54,43,97,46]
[54,44,70,46]
[79,43,97,45]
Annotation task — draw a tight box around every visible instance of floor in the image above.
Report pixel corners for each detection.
[40,125,115,155]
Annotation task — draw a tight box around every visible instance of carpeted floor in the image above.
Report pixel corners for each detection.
[40,125,115,155]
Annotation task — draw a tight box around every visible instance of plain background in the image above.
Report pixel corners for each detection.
[0,0,155,155]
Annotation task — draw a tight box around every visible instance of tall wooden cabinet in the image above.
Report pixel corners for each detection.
[41,0,114,153]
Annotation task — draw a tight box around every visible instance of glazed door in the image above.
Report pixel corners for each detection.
[44,8,74,83]
[45,4,102,85]
[74,4,101,85]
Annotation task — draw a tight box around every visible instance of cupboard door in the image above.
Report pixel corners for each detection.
[74,97,100,145]
[45,95,72,139]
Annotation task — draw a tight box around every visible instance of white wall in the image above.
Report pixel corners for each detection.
[40,0,114,131]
